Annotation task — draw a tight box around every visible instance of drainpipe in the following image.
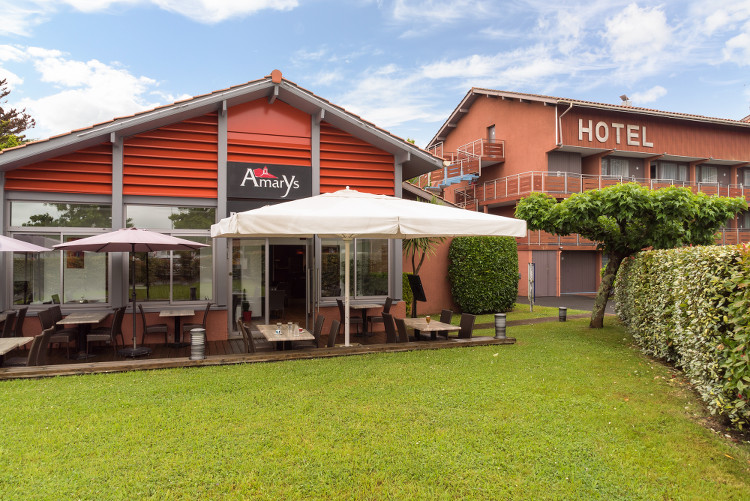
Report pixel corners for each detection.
[557,103,573,146]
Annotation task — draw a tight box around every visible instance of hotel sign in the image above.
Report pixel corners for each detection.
[578,119,653,148]
[227,162,312,200]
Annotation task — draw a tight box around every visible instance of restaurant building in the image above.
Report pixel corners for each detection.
[0,70,443,340]
[419,89,750,296]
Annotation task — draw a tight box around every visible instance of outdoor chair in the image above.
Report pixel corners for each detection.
[4,327,54,367]
[182,302,211,353]
[367,297,393,333]
[382,312,398,343]
[139,304,168,345]
[394,317,410,343]
[439,309,453,338]
[336,299,362,335]
[13,306,28,337]
[86,306,125,356]
[294,314,324,350]
[458,313,476,339]
[327,319,341,348]
[1,311,16,338]
[44,306,78,359]
[238,320,256,354]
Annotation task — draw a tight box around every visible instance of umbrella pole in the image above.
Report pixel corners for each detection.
[344,237,351,347]
[118,246,151,358]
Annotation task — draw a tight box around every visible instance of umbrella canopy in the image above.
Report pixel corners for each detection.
[53,228,208,357]
[212,187,527,346]
[0,234,51,252]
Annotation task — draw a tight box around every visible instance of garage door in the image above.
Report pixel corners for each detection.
[532,251,557,297]
[560,251,597,294]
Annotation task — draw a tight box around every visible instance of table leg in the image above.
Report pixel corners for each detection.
[72,324,96,360]
[168,317,191,348]
[361,309,369,336]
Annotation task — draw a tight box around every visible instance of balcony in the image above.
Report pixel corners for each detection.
[518,228,750,248]
[455,171,750,208]
[418,139,505,188]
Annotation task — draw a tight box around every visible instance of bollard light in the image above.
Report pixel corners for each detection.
[494,313,507,339]
[190,327,206,360]
[559,307,567,322]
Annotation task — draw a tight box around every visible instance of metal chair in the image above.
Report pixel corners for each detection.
[13,306,28,337]
[394,317,410,343]
[3,327,55,367]
[336,299,362,335]
[1,311,16,338]
[367,297,393,333]
[294,315,324,349]
[139,304,168,345]
[238,320,256,354]
[86,306,125,356]
[44,306,77,358]
[458,313,476,339]
[382,312,398,343]
[327,319,341,348]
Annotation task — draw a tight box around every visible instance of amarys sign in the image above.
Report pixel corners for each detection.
[227,162,312,200]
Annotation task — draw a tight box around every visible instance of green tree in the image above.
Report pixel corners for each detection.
[22,203,112,228]
[515,183,747,328]
[0,78,35,150]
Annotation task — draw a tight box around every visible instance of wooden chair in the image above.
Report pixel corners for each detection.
[4,327,54,367]
[13,306,28,337]
[294,315,324,349]
[458,313,476,339]
[336,299,362,335]
[1,311,16,338]
[327,319,341,348]
[394,317,410,343]
[382,312,398,343]
[86,306,125,356]
[367,297,393,333]
[139,304,168,345]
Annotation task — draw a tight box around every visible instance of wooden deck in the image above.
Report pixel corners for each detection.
[0,335,516,380]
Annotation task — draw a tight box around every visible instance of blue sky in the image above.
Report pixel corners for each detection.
[1,0,750,148]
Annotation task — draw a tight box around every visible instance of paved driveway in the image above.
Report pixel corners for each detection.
[516,295,616,315]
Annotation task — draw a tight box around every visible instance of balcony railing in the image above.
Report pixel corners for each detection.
[459,171,750,203]
[519,229,750,248]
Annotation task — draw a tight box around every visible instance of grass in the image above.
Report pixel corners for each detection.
[433,303,590,325]
[1,318,749,499]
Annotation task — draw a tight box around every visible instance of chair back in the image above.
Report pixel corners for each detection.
[336,299,345,323]
[327,320,341,348]
[458,313,476,339]
[50,305,63,327]
[382,312,397,343]
[1,311,17,338]
[313,314,325,347]
[440,309,453,324]
[238,321,256,354]
[31,327,56,366]
[395,317,410,343]
[382,297,393,314]
[200,302,211,328]
[138,304,149,332]
[38,308,55,330]
[14,307,28,337]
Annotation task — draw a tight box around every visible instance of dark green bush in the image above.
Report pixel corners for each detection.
[402,273,414,316]
[448,236,518,314]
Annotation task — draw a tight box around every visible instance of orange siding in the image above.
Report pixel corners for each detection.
[5,143,113,194]
[227,99,311,167]
[320,122,394,195]
[123,113,218,197]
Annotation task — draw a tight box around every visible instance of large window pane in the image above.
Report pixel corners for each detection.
[173,237,213,301]
[62,234,108,303]
[356,239,388,296]
[133,251,171,301]
[126,206,215,230]
[321,240,344,297]
[231,239,265,322]
[12,234,60,305]
[11,202,111,228]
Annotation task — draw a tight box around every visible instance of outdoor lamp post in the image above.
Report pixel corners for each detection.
[559,307,567,322]
[494,313,507,339]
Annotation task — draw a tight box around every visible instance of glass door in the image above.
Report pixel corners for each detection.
[230,239,266,335]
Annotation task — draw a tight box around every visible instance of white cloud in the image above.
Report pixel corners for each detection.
[631,85,667,104]
[7,47,165,139]
[151,0,299,23]
[723,32,750,65]
[603,3,672,73]
[391,0,494,25]
[0,2,50,36]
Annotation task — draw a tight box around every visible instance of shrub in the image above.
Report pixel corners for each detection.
[615,245,750,430]
[402,273,414,316]
[448,236,518,314]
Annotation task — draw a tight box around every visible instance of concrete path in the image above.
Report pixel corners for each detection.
[515,294,616,315]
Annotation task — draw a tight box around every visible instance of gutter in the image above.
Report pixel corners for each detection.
[557,103,573,146]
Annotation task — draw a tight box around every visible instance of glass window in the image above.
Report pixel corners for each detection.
[655,161,688,182]
[321,238,389,298]
[602,157,629,177]
[742,170,750,186]
[11,202,112,227]
[126,205,215,303]
[700,165,718,183]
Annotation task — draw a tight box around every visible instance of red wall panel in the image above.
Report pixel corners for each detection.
[123,113,218,197]
[320,122,394,195]
[5,143,113,194]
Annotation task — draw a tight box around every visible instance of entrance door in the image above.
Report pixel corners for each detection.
[268,241,307,327]
[560,251,597,294]
[230,239,266,336]
[532,250,557,297]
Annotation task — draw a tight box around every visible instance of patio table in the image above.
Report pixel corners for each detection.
[159,308,195,348]
[402,317,460,341]
[0,337,33,366]
[257,323,314,350]
[349,303,383,336]
[57,310,110,359]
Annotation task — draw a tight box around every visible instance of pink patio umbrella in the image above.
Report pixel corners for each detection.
[0,234,52,252]
[53,228,208,357]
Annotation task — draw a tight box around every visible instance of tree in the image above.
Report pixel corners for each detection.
[515,183,747,328]
[0,78,35,150]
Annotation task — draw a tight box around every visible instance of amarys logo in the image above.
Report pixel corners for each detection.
[240,165,300,198]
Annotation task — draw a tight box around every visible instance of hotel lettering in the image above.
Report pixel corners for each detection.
[578,119,653,148]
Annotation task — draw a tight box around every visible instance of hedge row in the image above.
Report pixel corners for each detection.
[614,245,750,430]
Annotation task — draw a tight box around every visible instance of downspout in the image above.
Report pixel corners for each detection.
[557,102,573,146]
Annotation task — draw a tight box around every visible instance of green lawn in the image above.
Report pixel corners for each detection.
[1,318,748,499]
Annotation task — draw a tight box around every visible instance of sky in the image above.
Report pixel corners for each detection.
[1,0,750,148]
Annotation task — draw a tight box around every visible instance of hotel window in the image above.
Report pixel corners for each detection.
[126,205,215,302]
[9,202,112,305]
[653,161,688,182]
[740,211,750,230]
[602,157,633,178]
[320,238,389,298]
[742,169,750,186]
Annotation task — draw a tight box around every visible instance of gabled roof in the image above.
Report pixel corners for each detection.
[0,71,443,180]
[428,87,750,149]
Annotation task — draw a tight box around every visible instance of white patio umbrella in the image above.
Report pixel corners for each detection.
[211,187,527,346]
[53,228,208,357]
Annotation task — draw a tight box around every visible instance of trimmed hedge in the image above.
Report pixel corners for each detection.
[615,245,750,430]
[448,236,518,314]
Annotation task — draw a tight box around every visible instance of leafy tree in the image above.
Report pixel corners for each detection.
[515,183,747,328]
[0,78,35,150]
[22,203,112,228]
